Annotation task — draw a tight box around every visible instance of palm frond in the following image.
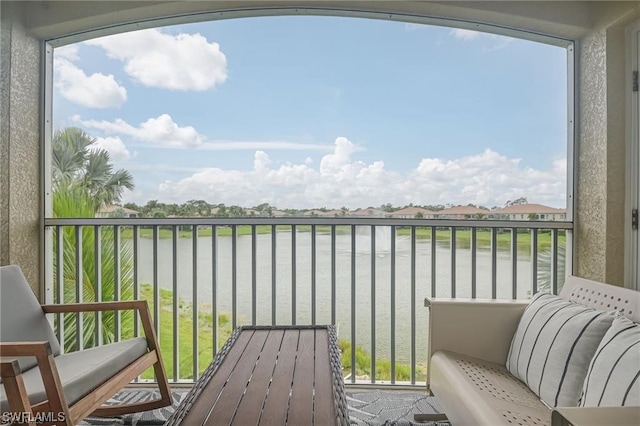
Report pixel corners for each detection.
[536,240,566,295]
[52,127,134,207]
[53,187,135,352]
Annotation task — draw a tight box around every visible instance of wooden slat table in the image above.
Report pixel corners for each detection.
[165,325,349,426]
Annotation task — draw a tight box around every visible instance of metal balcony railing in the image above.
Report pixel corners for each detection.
[44,217,572,387]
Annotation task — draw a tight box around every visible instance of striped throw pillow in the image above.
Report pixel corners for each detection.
[580,313,640,407]
[506,292,614,407]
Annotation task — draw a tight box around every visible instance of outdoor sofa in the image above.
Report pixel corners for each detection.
[425,275,640,425]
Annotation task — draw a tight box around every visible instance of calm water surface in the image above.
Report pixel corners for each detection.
[135,229,542,365]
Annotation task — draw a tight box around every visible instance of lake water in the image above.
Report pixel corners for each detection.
[135,229,544,365]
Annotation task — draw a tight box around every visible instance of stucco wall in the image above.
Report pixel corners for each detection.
[575,29,609,283]
[0,4,11,267]
[0,3,42,293]
[573,10,637,286]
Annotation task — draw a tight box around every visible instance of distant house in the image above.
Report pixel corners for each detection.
[490,203,566,221]
[271,210,288,217]
[303,209,328,217]
[387,207,436,219]
[324,209,344,217]
[96,205,140,218]
[435,206,489,219]
[346,208,385,217]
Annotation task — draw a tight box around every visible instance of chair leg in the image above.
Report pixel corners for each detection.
[152,349,172,407]
[92,302,173,418]
[1,360,36,426]
[36,349,73,425]
[89,351,172,418]
[92,398,173,417]
[141,301,172,407]
[414,413,449,423]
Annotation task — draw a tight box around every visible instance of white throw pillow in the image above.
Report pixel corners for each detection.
[506,292,614,407]
[580,313,640,407]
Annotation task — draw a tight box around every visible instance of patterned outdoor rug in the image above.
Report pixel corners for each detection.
[78,389,449,425]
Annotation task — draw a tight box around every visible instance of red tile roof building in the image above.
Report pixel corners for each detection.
[490,203,566,221]
[387,207,436,219]
[436,206,490,219]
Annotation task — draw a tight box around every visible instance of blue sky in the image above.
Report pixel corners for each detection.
[53,16,568,209]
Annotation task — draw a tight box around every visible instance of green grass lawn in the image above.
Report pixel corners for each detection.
[339,339,425,382]
[137,284,234,379]
[121,225,565,254]
[120,225,274,239]
[395,227,566,252]
[133,284,419,381]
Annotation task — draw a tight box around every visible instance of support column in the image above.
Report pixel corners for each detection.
[574,14,635,286]
[0,2,42,295]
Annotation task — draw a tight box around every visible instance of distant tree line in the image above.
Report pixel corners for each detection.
[116,199,532,218]
[121,200,279,218]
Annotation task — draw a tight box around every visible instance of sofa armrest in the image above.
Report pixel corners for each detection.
[426,298,527,391]
[551,406,640,426]
[427,298,528,372]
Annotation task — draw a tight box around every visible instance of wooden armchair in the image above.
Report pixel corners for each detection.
[0,265,171,425]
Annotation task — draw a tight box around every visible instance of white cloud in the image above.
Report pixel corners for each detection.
[152,138,566,209]
[410,149,564,206]
[449,28,515,51]
[75,114,204,148]
[55,45,80,61]
[54,57,127,108]
[450,29,482,41]
[404,23,424,32]
[73,115,334,151]
[90,136,131,161]
[85,28,227,91]
[198,141,333,151]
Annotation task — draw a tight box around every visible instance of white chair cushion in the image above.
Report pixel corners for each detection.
[580,314,640,407]
[506,292,614,407]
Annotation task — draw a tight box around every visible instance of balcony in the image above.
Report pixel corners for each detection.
[44,216,571,387]
[2,1,638,424]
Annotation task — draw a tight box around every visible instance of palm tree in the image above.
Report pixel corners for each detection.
[52,127,134,209]
[51,128,136,351]
[53,186,135,352]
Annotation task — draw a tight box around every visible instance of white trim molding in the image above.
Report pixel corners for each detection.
[625,20,640,290]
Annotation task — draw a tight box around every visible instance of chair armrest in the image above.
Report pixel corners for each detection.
[42,300,160,353]
[551,406,640,426]
[0,341,70,418]
[427,298,528,365]
[0,341,52,357]
[41,300,148,313]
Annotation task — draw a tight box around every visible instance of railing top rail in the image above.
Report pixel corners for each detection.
[45,217,573,229]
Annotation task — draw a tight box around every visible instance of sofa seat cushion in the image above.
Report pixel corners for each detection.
[431,350,550,426]
[506,292,615,407]
[580,314,640,407]
[0,337,148,413]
